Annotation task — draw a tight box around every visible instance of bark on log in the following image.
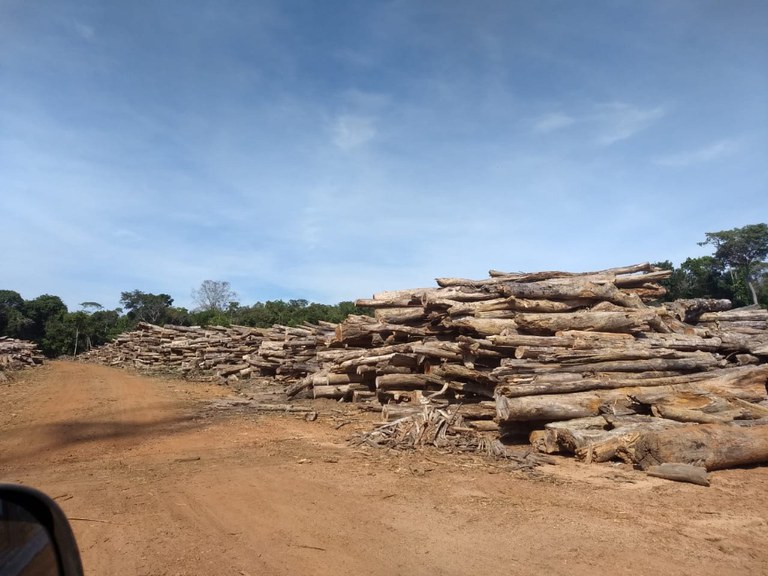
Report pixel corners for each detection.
[514,310,658,335]
[546,416,686,463]
[496,373,768,423]
[567,420,683,463]
[621,422,768,471]
[375,373,443,390]
[646,463,709,486]
[488,262,658,279]
[422,287,500,304]
[495,370,725,397]
[444,317,519,336]
[699,309,768,323]
[370,288,434,302]
[650,404,741,424]
[356,297,421,308]
[374,307,429,324]
[496,353,723,374]
[313,383,370,400]
[494,280,644,308]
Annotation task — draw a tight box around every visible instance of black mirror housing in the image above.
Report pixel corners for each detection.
[0,484,84,576]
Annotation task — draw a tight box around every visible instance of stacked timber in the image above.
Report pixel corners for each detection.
[80,321,336,383]
[248,321,337,382]
[79,322,267,379]
[0,336,45,372]
[695,305,768,357]
[312,263,768,471]
[80,262,768,473]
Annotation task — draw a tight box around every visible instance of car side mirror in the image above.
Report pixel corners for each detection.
[0,484,84,576]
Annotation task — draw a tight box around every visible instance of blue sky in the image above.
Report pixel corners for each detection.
[2,1,766,310]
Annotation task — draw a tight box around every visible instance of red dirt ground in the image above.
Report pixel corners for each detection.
[1,361,767,575]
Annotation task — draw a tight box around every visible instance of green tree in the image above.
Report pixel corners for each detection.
[119,290,174,325]
[39,313,80,357]
[23,295,68,341]
[699,223,768,305]
[231,299,372,328]
[0,290,31,338]
[86,309,124,346]
[655,258,732,301]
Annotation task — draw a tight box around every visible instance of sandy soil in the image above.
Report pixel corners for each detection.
[1,361,767,576]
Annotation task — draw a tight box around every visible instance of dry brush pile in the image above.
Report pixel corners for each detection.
[81,263,768,477]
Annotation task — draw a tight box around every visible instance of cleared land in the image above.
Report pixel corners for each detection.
[1,361,767,576]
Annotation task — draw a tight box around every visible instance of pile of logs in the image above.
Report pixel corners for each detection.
[310,263,768,472]
[78,321,336,383]
[81,263,768,474]
[0,336,45,374]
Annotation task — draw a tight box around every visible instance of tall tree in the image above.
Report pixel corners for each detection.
[699,223,768,305]
[655,258,732,302]
[23,295,68,341]
[120,290,174,324]
[0,290,29,337]
[191,280,238,313]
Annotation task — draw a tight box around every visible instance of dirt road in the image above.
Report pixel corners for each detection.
[1,362,767,575]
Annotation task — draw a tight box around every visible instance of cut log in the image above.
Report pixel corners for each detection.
[496,353,723,374]
[494,279,644,308]
[620,422,768,470]
[356,297,421,308]
[495,370,721,397]
[514,310,659,335]
[375,373,443,391]
[633,333,723,352]
[699,309,768,323]
[650,405,741,424]
[409,341,463,361]
[496,372,768,423]
[312,373,367,386]
[573,418,685,463]
[496,389,619,422]
[662,299,732,324]
[374,307,429,324]
[489,262,658,279]
[313,383,371,400]
[612,269,673,286]
[444,317,519,336]
[646,463,710,486]
[423,287,500,304]
[370,288,434,302]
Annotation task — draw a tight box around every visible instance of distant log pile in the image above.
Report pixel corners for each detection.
[81,263,768,474]
[0,336,45,374]
[78,321,336,383]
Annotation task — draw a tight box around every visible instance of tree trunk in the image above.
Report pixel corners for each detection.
[621,422,768,471]
[646,463,709,486]
[496,369,768,423]
[514,310,658,335]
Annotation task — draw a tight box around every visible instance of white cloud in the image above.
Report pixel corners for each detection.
[653,139,740,167]
[532,103,665,145]
[594,102,665,145]
[332,114,377,150]
[73,21,95,41]
[533,112,576,133]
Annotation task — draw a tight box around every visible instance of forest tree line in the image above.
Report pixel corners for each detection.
[1,224,766,358]
[0,286,371,358]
